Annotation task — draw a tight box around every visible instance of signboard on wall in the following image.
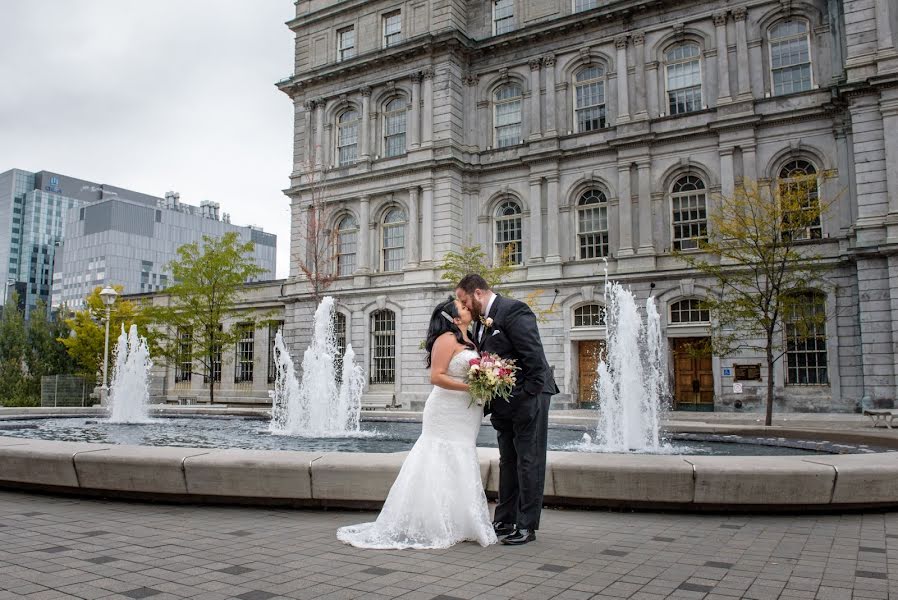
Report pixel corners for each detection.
[734,364,762,381]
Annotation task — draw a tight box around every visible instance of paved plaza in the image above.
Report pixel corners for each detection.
[1,490,897,600]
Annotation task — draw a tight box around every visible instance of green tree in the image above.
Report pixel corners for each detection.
[59,286,152,382]
[150,232,267,403]
[23,301,77,400]
[0,292,31,406]
[677,179,837,426]
[440,243,557,322]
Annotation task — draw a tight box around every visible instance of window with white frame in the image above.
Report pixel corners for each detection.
[336,215,358,277]
[574,304,606,327]
[785,292,828,385]
[493,0,515,35]
[669,299,709,324]
[573,0,599,12]
[769,19,812,96]
[493,84,522,148]
[779,159,821,240]
[370,310,396,384]
[234,323,254,383]
[381,207,406,272]
[577,190,609,259]
[383,11,402,48]
[383,98,407,157]
[574,65,606,132]
[337,27,355,61]
[175,327,192,382]
[494,200,523,265]
[337,109,359,166]
[671,175,708,251]
[267,321,283,384]
[665,43,702,115]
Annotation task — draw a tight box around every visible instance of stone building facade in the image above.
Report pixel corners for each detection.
[160,0,898,412]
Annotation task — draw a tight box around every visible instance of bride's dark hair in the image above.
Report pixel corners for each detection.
[424,297,474,367]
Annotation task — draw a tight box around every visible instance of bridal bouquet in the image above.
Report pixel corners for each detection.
[467,352,517,408]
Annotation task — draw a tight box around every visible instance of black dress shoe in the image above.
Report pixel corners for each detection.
[493,521,516,537]
[500,528,535,545]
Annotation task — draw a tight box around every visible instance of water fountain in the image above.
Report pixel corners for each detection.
[269,296,364,436]
[107,324,152,424]
[591,280,669,452]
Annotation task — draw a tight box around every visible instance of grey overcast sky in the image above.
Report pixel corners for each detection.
[0,1,296,278]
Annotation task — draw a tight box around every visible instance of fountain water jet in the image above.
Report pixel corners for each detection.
[592,280,670,452]
[108,324,152,424]
[269,297,364,436]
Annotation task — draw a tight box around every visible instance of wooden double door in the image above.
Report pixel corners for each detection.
[577,340,606,405]
[671,337,714,411]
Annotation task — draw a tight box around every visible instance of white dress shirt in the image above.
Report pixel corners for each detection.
[478,293,497,343]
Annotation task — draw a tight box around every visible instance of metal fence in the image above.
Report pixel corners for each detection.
[41,375,92,407]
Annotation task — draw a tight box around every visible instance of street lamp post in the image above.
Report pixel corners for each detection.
[99,286,119,403]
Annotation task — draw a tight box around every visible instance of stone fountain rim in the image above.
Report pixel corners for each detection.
[2,408,898,512]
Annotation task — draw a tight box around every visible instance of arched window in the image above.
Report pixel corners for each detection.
[785,291,828,385]
[577,190,609,259]
[769,20,812,96]
[494,84,522,148]
[370,309,396,384]
[381,207,406,272]
[574,304,606,327]
[383,98,407,157]
[671,175,708,251]
[669,299,709,324]
[337,109,359,166]
[574,65,606,132]
[779,159,821,240]
[494,200,522,265]
[336,215,358,277]
[665,43,702,115]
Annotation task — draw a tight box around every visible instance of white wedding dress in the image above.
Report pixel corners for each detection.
[337,348,498,550]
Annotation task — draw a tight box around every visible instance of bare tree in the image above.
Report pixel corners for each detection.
[294,160,339,302]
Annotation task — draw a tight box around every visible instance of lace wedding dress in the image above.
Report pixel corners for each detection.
[337,348,498,550]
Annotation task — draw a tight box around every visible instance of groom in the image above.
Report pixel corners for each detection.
[456,274,558,545]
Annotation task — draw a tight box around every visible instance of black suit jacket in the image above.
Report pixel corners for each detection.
[474,295,559,405]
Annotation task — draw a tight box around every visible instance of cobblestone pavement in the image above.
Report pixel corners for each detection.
[2,490,897,600]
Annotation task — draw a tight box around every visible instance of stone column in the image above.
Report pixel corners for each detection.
[357,195,371,274]
[314,99,325,166]
[876,0,896,52]
[546,175,561,262]
[422,68,434,146]
[407,187,420,267]
[714,12,732,103]
[883,98,898,216]
[646,61,659,118]
[637,161,653,252]
[360,86,371,162]
[409,72,422,149]
[464,74,479,149]
[543,54,557,136]
[742,143,757,183]
[720,147,735,199]
[615,36,631,124]
[303,100,315,165]
[617,164,634,255]
[632,32,647,119]
[734,7,751,99]
[421,183,434,262]
[529,59,542,139]
[528,177,543,263]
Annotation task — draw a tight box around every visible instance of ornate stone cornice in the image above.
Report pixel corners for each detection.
[464,73,480,87]
[631,31,645,45]
[614,35,629,49]
[410,71,423,83]
[712,12,728,27]
[303,100,316,111]
[529,58,542,71]
[360,86,371,97]
[542,53,556,67]
[732,7,747,21]
[422,68,435,80]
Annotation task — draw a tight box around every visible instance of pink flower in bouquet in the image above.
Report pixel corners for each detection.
[467,352,518,409]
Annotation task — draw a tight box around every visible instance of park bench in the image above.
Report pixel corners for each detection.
[863,408,896,428]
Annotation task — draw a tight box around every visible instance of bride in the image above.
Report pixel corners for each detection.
[336,298,498,550]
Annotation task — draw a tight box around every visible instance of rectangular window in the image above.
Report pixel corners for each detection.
[383,11,402,48]
[175,328,192,383]
[383,224,405,272]
[493,0,515,35]
[234,324,254,383]
[371,311,396,384]
[267,321,284,384]
[786,295,828,385]
[205,324,223,384]
[337,27,355,61]
[573,0,598,12]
